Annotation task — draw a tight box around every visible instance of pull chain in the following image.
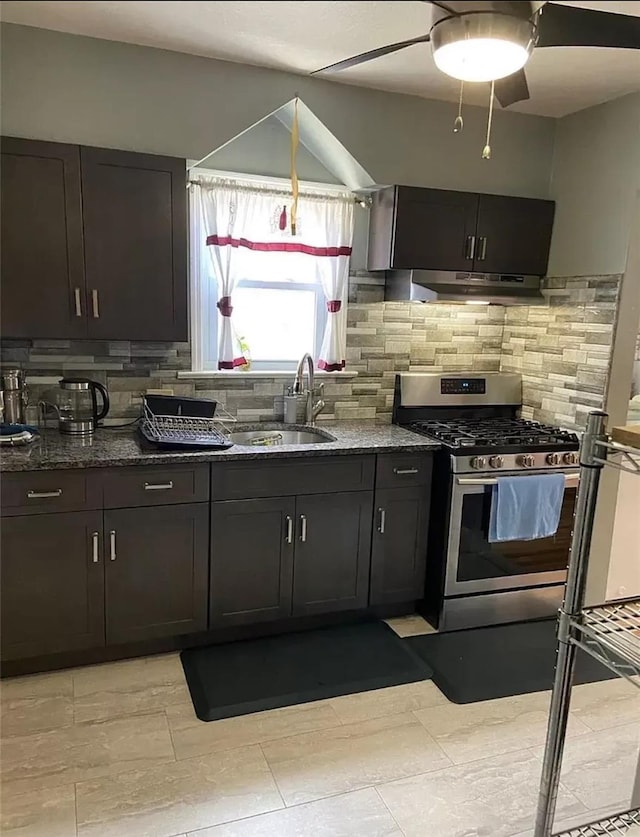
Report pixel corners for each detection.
[453,80,464,133]
[482,80,495,160]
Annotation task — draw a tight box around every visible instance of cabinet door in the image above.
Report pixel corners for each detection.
[392,187,479,271]
[293,492,373,616]
[0,512,104,660]
[370,486,430,606]
[475,194,555,276]
[210,498,295,627]
[81,146,187,341]
[1,138,86,339]
[104,504,208,644]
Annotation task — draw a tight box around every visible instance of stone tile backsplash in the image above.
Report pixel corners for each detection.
[501,275,621,429]
[0,272,621,430]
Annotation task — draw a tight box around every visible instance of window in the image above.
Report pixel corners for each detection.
[189,174,353,374]
[196,262,327,373]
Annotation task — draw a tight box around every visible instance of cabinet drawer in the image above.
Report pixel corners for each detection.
[1,470,100,515]
[211,456,374,500]
[376,453,432,489]
[102,465,209,508]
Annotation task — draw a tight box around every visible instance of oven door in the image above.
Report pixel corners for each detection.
[444,469,579,596]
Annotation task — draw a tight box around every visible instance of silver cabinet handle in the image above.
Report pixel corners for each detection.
[109,530,117,561]
[74,287,83,317]
[27,489,63,499]
[477,236,487,260]
[378,508,386,534]
[285,515,293,544]
[393,467,419,475]
[144,481,174,491]
[91,531,100,563]
[464,235,476,260]
[91,289,100,318]
[300,515,307,543]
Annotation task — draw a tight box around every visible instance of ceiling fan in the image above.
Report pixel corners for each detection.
[312,1,640,108]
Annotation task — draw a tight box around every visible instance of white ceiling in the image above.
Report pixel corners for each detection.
[1,0,639,118]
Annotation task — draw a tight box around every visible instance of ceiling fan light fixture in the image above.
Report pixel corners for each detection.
[431,12,537,83]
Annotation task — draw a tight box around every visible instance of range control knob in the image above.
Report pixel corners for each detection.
[546,453,561,466]
[471,456,488,470]
[563,451,579,465]
[489,456,504,469]
[518,454,536,468]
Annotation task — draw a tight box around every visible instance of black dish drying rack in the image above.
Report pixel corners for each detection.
[139,395,236,450]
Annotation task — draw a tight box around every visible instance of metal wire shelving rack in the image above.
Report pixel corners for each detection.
[534,411,640,837]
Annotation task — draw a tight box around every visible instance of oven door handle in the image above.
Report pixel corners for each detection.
[456,474,580,488]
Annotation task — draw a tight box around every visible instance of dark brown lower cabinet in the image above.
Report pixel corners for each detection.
[210,497,295,628]
[104,504,208,644]
[293,491,373,617]
[370,486,430,605]
[0,511,105,660]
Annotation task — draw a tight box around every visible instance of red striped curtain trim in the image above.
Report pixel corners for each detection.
[317,359,346,372]
[206,235,352,258]
[218,356,248,370]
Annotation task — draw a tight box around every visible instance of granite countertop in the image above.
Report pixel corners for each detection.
[0,422,440,472]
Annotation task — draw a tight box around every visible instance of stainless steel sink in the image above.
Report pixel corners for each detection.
[227,428,335,446]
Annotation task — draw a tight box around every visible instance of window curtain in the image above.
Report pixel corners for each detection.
[314,200,354,371]
[196,177,354,370]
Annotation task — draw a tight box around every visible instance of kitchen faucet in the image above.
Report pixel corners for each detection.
[293,353,325,424]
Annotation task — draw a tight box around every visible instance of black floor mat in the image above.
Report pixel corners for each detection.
[405,618,616,704]
[181,621,433,721]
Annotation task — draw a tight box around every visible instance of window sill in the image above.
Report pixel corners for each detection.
[177,370,359,380]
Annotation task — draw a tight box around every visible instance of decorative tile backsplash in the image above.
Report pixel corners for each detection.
[501,275,621,428]
[0,272,622,430]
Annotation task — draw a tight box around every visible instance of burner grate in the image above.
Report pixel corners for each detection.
[410,418,579,451]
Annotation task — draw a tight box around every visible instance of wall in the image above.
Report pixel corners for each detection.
[2,274,504,424]
[548,92,640,278]
[545,93,640,606]
[198,115,341,184]
[1,23,555,200]
[500,276,621,429]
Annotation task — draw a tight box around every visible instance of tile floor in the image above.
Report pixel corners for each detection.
[1,615,638,837]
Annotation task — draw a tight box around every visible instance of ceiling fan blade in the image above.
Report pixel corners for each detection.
[494,69,530,108]
[312,34,430,75]
[538,3,640,49]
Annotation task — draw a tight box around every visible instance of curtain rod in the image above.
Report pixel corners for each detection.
[188,169,372,207]
[187,178,372,208]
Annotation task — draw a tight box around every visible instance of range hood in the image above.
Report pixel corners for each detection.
[385,270,544,306]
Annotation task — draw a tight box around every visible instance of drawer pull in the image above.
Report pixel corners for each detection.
[393,468,419,475]
[91,531,100,564]
[27,489,63,499]
[300,514,307,543]
[378,508,386,534]
[144,481,174,491]
[109,530,117,561]
[285,515,293,544]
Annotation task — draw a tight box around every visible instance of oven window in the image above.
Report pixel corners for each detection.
[456,487,575,582]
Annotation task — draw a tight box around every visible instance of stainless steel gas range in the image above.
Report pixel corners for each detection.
[393,372,581,631]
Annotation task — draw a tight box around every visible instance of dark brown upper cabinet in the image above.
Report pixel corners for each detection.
[81,147,187,341]
[1,138,86,339]
[368,185,555,277]
[0,137,187,341]
[474,194,556,276]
